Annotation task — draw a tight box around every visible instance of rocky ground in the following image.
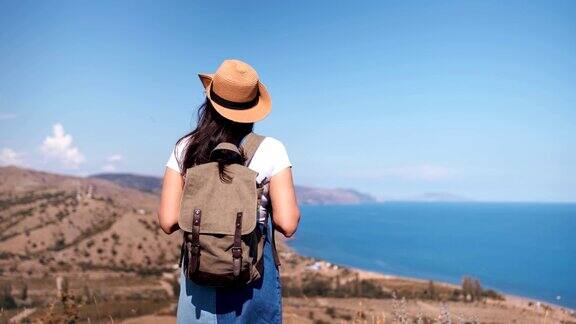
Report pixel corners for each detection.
[2,251,574,323]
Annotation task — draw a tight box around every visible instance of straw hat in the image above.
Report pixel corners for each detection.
[198,59,271,123]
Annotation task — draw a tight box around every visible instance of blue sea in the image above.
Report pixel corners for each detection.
[287,202,576,309]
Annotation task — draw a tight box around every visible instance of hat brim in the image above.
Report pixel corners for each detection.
[198,73,271,123]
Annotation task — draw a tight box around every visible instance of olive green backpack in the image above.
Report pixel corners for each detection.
[178,132,280,287]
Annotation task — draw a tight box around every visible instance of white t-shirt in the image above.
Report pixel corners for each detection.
[165,135,292,223]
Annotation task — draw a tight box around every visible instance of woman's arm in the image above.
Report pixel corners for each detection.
[269,167,300,238]
[157,168,184,234]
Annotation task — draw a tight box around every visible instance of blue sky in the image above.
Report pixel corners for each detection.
[1,0,575,202]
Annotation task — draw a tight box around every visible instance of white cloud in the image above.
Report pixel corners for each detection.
[101,164,116,172]
[0,113,17,120]
[101,153,123,172]
[0,148,24,166]
[41,123,85,168]
[106,154,123,162]
[378,165,458,181]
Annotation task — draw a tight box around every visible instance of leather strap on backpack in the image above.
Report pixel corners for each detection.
[232,212,243,277]
[185,208,202,277]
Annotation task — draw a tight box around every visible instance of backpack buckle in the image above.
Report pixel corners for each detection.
[231,247,242,258]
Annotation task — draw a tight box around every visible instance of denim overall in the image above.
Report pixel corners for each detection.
[177,219,282,323]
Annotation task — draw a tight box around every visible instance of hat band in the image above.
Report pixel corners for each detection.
[210,87,259,110]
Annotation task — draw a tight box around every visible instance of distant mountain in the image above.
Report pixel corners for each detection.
[401,192,472,202]
[90,173,377,205]
[295,186,377,205]
[0,166,180,276]
[91,173,162,193]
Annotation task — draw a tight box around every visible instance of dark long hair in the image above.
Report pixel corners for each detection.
[175,98,254,176]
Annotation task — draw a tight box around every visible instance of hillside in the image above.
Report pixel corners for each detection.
[90,172,377,205]
[0,166,180,276]
[0,166,374,277]
[1,166,573,323]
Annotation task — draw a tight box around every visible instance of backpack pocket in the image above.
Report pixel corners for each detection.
[181,226,265,287]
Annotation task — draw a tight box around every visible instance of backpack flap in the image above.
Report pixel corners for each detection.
[178,162,258,235]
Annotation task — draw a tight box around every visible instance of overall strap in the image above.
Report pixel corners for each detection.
[269,210,282,268]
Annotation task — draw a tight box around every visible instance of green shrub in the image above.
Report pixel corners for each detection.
[0,283,16,309]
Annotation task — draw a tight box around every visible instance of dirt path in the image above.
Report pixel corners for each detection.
[9,308,36,323]
[416,300,439,313]
[121,315,175,323]
[159,279,174,297]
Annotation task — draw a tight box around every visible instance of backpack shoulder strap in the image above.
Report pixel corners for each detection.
[240,132,265,167]
[241,132,282,268]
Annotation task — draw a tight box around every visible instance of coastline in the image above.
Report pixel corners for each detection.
[278,236,576,320]
[328,259,574,312]
[348,264,576,313]
[291,202,576,313]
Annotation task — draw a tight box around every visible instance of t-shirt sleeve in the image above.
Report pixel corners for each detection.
[267,137,292,177]
[165,136,189,174]
[165,146,181,173]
